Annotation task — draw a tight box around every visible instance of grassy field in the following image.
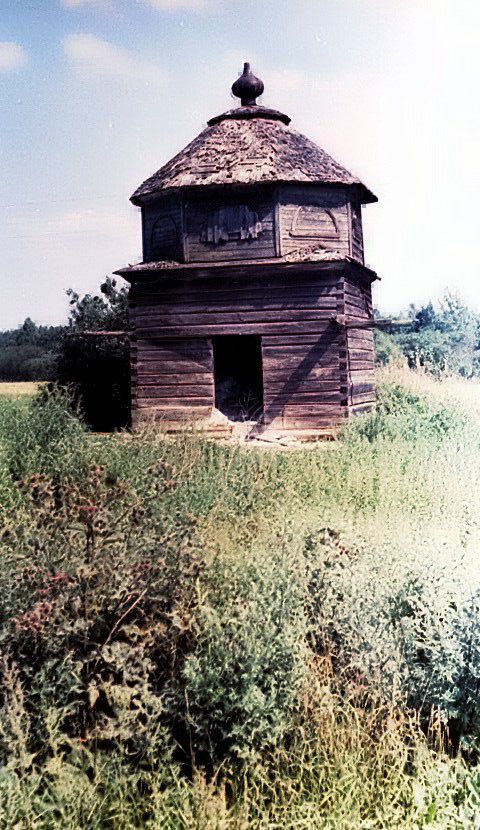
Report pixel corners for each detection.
[1,371,480,827]
[0,381,42,397]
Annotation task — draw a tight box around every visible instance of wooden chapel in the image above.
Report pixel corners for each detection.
[116,63,379,438]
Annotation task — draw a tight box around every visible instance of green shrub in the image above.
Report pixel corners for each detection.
[182,542,309,763]
[343,380,469,443]
[374,328,404,366]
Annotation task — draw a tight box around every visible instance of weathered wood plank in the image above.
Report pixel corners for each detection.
[133,322,343,338]
[350,392,376,405]
[132,309,339,328]
[132,297,339,316]
[135,405,212,418]
[136,387,213,399]
[133,371,213,383]
[133,273,341,299]
[350,382,375,395]
[132,287,340,310]
[265,382,342,396]
[261,331,337,346]
[137,396,213,406]
[134,338,212,354]
[263,365,339,381]
[348,349,376,361]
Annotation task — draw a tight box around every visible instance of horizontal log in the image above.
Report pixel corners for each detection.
[261,331,336,346]
[135,349,213,364]
[347,340,374,353]
[265,381,342,396]
[133,338,211,353]
[348,402,376,414]
[264,392,343,407]
[344,280,365,295]
[132,322,342,338]
[263,359,340,375]
[186,248,276,263]
[347,331,374,344]
[133,358,211,371]
[263,345,340,358]
[263,365,339,381]
[346,371,375,385]
[348,349,375,361]
[136,396,213,407]
[132,288,340,311]
[350,392,376,405]
[134,405,212,419]
[137,386,213,400]
[132,308,338,328]
[345,301,369,316]
[133,371,213,384]
[132,273,341,298]
[345,359,374,372]
[273,421,344,431]
[350,382,375,395]
[132,297,339,316]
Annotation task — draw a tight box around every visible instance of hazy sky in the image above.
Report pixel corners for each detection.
[1,0,479,328]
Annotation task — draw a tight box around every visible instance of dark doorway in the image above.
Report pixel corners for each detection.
[212,335,264,422]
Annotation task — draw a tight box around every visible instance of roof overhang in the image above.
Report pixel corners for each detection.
[130,179,377,207]
[115,254,379,285]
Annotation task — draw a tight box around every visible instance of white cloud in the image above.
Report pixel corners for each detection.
[0,42,27,72]
[145,0,210,10]
[62,34,166,86]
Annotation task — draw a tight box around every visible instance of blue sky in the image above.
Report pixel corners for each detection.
[1,0,479,328]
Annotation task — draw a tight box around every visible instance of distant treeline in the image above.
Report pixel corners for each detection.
[375,291,480,377]
[0,319,63,381]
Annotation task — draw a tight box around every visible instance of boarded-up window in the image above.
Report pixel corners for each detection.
[201,205,263,245]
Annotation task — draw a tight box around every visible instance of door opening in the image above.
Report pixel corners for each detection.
[212,335,264,422]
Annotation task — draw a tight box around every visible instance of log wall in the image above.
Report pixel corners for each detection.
[130,337,213,420]
[129,265,376,433]
[343,276,376,413]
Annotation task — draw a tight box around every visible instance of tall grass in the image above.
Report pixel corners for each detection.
[1,374,480,827]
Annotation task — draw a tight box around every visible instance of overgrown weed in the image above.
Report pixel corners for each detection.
[1,374,480,826]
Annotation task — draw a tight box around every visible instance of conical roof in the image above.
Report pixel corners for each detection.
[131,64,377,206]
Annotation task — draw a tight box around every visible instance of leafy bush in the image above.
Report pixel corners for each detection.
[386,291,480,378]
[374,328,404,366]
[182,542,309,763]
[56,278,130,431]
[344,380,469,443]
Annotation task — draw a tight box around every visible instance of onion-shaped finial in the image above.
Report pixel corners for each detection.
[231,62,264,106]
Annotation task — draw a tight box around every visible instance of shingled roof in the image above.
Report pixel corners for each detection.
[131,64,377,206]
